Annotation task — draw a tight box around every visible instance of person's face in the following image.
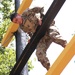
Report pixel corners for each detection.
[12,14,23,24]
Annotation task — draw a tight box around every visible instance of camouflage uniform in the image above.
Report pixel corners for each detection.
[20,7,67,70]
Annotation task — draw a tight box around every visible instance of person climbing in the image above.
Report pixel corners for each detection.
[10,7,67,70]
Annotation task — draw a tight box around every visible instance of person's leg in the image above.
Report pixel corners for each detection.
[50,30,67,47]
[36,49,50,70]
[36,34,52,70]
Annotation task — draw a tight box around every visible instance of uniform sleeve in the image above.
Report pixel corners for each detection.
[30,7,44,14]
[21,9,29,17]
[22,7,44,17]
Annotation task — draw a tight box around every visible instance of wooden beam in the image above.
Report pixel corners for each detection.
[46,35,75,75]
[1,0,32,47]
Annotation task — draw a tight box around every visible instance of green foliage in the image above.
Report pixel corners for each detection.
[0,19,11,42]
[0,0,14,42]
[0,47,16,75]
[28,60,34,71]
[0,46,34,75]
[0,0,14,19]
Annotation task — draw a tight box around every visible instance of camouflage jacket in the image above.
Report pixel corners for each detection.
[20,7,44,35]
[20,7,58,37]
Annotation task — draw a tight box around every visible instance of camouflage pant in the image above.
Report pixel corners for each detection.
[36,29,67,70]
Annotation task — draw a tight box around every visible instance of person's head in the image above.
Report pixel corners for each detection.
[10,13,23,24]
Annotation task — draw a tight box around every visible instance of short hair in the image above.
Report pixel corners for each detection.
[10,12,18,21]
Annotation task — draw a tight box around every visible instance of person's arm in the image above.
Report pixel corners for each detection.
[21,7,44,18]
[30,7,44,14]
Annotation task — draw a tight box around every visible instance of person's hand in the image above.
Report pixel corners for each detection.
[38,18,42,25]
[28,39,30,43]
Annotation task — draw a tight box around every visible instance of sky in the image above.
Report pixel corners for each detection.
[27,0,75,75]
